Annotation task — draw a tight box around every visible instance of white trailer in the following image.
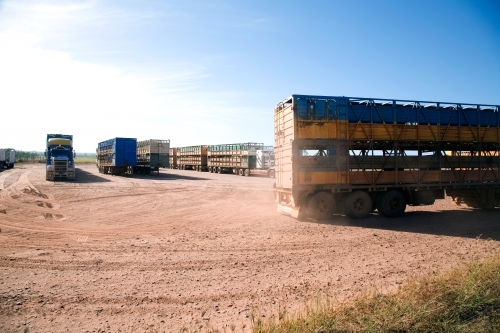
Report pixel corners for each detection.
[0,149,15,169]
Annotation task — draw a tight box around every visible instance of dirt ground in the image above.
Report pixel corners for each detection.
[1,163,500,333]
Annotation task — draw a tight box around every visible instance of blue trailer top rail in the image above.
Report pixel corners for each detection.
[279,94,500,127]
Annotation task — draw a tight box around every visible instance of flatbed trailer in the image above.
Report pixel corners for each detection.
[274,94,500,220]
[177,145,207,171]
[135,139,170,174]
[207,143,274,177]
[97,137,137,175]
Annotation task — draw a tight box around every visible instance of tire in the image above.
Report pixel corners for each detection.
[268,169,275,178]
[378,190,407,217]
[307,192,335,220]
[218,167,222,174]
[344,191,372,219]
[244,169,250,177]
[238,169,244,176]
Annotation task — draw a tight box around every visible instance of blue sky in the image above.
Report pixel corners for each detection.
[1,0,499,153]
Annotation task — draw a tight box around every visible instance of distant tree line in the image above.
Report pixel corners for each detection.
[0,149,44,161]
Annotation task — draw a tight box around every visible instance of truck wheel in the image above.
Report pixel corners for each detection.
[268,169,275,178]
[238,169,244,176]
[218,167,222,174]
[344,191,372,219]
[378,190,406,217]
[307,192,335,220]
[244,169,250,177]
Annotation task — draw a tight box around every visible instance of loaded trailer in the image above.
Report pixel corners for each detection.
[274,94,500,220]
[96,137,137,175]
[177,145,207,171]
[135,139,170,174]
[45,134,75,180]
[207,143,275,177]
[0,149,15,169]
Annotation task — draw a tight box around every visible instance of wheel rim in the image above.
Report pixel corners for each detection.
[388,197,402,211]
[352,198,366,212]
[314,199,329,213]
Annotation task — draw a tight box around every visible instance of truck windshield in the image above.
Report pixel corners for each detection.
[51,149,71,159]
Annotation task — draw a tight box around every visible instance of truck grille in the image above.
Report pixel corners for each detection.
[54,159,68,173]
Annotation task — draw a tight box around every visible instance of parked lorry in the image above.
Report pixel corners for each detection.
[45,134,75,181]
[96,137,137,175]
[135,139,170,174]
[207,143,275,177]
[274,94,500,220]
[169,148,178,169]
[177,145,207,171]
[259,146,275,178]
[0,149,15,169]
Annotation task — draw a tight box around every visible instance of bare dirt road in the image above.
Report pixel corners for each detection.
[1,164,500,333]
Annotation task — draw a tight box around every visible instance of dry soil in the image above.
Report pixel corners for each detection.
[1,164,500,333]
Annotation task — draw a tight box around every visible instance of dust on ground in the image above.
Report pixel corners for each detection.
[1,164,499,332]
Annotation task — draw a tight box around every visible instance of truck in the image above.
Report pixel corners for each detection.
[177,145,207,171]
[169,148,178,169]
[0,149,15,169]
[273,94,500,220]
[135,139,170,174]
[259,146,275,178]
[45,134,75,181]
[207,143,275,177]
[96,137,137,175]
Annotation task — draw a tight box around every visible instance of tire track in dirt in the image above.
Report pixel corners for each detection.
[2,164,500,333]
[0,167,67,230]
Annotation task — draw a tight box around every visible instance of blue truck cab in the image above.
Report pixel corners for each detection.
[45,134,75,181]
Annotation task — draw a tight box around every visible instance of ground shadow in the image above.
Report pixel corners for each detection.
[70,168,112,183]
[313,208,500,241]
[123,171,210,181]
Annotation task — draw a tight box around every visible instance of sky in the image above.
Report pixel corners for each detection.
[1,0,499,153]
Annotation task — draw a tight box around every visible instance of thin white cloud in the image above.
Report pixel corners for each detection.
[0,0,273,152]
